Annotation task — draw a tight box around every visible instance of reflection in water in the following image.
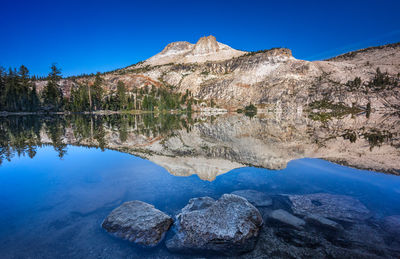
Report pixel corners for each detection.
[0,113,194,164]
[1,112,399,179]
[0,112,400,258]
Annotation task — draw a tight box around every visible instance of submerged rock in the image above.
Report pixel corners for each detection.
[304,214,343,231]
[166,194,263,255]
[382,215,400,237]
[339,222,399,258]
[102,201,173,247]
[288,193,371,222]
[242,217,398,259]
[268,209,305,230]
[231,189,272,207]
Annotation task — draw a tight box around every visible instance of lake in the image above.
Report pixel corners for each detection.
[0,112,400,258]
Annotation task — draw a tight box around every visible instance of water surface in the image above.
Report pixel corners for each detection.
[0,113,399,258]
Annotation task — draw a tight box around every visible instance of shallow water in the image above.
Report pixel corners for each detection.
[0,113,399,258]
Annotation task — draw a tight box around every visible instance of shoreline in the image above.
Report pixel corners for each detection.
[0,107,397,117]
[0,107,230,116]
[0,110,195,116]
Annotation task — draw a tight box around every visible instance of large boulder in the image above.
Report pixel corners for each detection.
[102,201,173,247]
[288,193,371,222]
[231,189,272,207]
[166,194,263,255]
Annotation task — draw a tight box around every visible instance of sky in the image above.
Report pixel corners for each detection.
[1,0,400,77]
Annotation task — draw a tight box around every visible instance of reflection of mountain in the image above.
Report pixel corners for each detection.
[132,113,400,180]
[1,112,399,180]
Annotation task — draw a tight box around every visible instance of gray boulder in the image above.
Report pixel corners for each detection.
[288,193,371,222]
[102,201,173,247]
[231,189,272,207]
[268,209,305,230]
[166,194,263,255]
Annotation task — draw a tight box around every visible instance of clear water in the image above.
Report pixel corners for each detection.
[0,113,399,258]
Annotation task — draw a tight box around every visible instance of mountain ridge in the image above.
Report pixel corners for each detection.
[31,36,400,113]
[325,42,400,62]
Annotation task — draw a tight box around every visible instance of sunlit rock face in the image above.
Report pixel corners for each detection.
[3,112,398,181]
[34,37,400,110]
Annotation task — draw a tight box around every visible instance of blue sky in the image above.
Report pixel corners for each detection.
[1,0,400,77]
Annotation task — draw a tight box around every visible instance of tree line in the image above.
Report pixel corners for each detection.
[0,64,194,113]
[0,65,40,112]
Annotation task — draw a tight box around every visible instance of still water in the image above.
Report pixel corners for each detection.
[0,113,399,258]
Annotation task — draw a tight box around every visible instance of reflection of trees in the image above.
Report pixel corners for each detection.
[1,111,399,167]
[0,113,195,164]
[363,130,394,151]
[2,112,399,166]
[95,125,106,151]
[45,117,67,159]
[0,116,42,164]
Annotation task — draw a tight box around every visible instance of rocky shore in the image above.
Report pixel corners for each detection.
[102,190,400,258]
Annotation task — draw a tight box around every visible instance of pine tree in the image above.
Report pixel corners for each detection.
[29,84,40,111]
[116,81,127,110]
[69,83,90,112]
[92,72,104,110]
[4,68,19,111]
[18,65,38,111]
[43,64,63,111]
[0,67,6,110]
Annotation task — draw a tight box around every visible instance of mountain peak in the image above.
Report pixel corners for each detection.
[159,41,194,56]
[197,35,217,43]
[192,35,220,55]
[144,35,246,66]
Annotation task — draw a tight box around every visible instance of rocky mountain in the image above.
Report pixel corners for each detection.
[41,36,399,112]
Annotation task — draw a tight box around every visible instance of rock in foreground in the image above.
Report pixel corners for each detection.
[288,193,371,222]
[166,194,263,255]
[102,201,173,247]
